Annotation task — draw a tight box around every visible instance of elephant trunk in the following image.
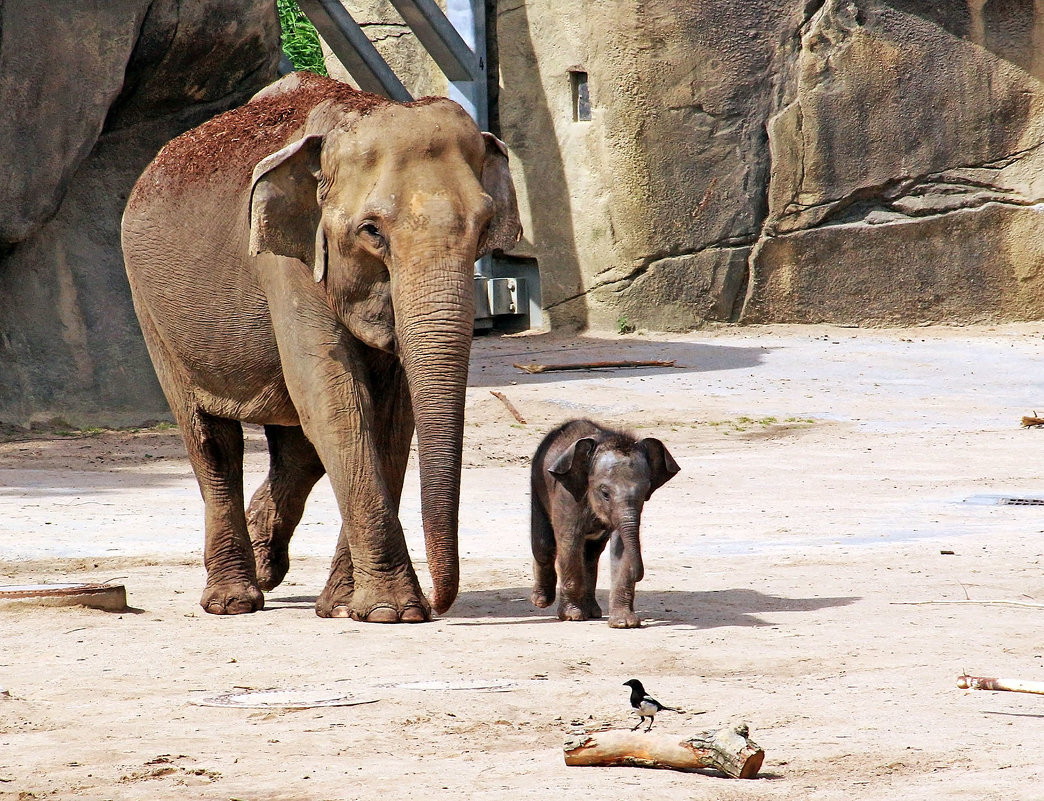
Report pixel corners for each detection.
[615,511,644,584]
[393,256,475,614]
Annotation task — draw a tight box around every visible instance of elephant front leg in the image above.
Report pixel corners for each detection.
[184,410,264,615]
[312,356,427,623]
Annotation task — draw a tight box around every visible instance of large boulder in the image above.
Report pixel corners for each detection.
[0,1,280,427]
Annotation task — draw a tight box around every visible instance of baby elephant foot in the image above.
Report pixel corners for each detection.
[581,597,603,619]
[557,601,590,621]
[200,580,265,615]
[608,609,642,629]
[530,586,555,608]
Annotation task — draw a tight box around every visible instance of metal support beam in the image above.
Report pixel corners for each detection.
[388,0,482,82]
[296,0,413,101]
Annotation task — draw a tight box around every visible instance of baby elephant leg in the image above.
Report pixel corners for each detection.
[530,495,557,608]
[580,536,609,618]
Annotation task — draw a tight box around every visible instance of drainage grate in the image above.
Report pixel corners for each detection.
[999,497,1044,506]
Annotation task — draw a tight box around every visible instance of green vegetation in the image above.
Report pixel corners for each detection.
[277,0,328,76]
[616,315,636,335]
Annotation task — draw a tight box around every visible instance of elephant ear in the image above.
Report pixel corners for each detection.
[249,135,325,279]
[548,437,597,502]
[478,132,522,258]
[639,438,680,498]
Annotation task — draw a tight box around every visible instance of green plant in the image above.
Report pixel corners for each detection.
[617,315,636,335]
[277,0,328,76]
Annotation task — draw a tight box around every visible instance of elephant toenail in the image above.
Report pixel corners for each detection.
[401,606,428,623]
[365,606,399,623]
[330,605,352,618]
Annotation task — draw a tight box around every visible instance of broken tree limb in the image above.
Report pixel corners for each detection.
[513,359,676,374]
[957,675,1044,696]
[489,391,527,424]
[1021,414,1044,427]
[891,600,1044,609]
[563,723,764,779]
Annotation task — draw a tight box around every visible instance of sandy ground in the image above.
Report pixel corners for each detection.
[2,323,1044,800]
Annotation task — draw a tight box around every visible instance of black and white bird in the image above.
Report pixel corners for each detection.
[623,678,678,732]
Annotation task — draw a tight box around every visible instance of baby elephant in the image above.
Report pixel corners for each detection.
[530,419,680,628]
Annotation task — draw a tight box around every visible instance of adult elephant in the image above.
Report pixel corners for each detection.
[121,72,521,622]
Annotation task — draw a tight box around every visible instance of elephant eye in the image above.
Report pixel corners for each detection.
[358,221,386,248]
[599,487,611,501]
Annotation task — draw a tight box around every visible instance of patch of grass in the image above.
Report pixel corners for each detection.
[277,0,328,76]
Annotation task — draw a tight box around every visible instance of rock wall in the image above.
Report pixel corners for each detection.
[0,0,280,427]
[496,0,1044,330]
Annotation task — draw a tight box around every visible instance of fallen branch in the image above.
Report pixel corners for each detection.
[891,600,1044,609]
[563,723,763,779]
[957,675,1044,696]
[1021,414,1044,427]
[514,359,676,374]
[489,391,527,424]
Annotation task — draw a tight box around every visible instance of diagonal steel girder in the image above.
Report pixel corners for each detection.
[387,0,483,82]
[295,0,413,101]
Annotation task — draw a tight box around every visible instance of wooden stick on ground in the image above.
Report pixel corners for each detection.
[957,675,1044,696]
[892,600,1044,609]
[514,359,676,374]
[563,723,764,779]
[489,391,527,424]
[1021,414,1044,427]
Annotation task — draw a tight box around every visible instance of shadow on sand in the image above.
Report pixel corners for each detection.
[468,334,772,388]
[441,586,859,629]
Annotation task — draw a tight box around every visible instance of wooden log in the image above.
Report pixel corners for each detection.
[563,723,764,779]
[489,390,527,424]
[957,675,1044,695]
[513,359,676,374]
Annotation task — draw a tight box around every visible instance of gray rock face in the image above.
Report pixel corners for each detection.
[497,0,1044,330]
[0,1,280,427]
[746,0,1044,324]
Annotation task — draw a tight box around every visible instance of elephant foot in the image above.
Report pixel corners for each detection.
[557,601,590,621]
[530,586,555,608]
[200,580,265,615]
[251,541,290,592]
[608,609,642,629]
[315,574,430,623]
[581,597,603,619]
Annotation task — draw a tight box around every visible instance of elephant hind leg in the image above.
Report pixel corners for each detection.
[530,497,557,608]
[131,301,262,614]
[182,409,264,615]
[248,425,326,591]
[581,536,608,619]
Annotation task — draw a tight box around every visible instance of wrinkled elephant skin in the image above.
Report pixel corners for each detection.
[121,73,521,622]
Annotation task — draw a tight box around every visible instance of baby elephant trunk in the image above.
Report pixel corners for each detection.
[613,511,645,585]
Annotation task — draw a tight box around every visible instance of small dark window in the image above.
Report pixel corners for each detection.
[570,71,591,121]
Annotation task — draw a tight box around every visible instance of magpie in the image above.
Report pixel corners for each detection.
[623,678,678,732]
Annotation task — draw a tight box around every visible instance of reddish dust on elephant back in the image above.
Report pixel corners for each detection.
[131,72,445,204]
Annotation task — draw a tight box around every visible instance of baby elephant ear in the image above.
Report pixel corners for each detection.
[548,437,597,501]
[639,438,680,497]
[249,134,323,266]
[478,132,522,258]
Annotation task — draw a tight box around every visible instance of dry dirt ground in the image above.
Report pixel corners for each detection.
[2,323,1044,801]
